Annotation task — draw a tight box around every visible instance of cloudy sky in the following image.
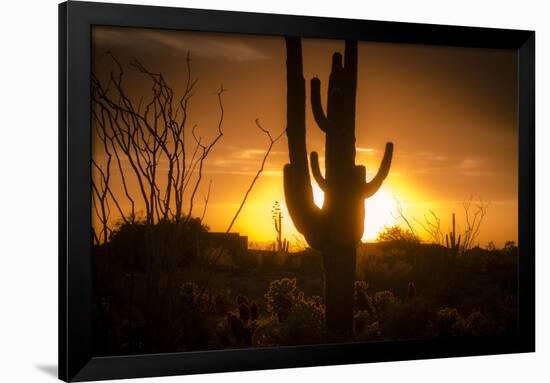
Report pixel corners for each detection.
[92,26,518,247]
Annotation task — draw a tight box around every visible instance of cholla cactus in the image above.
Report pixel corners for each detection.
[284,38,393,332]
[264,278,303,322]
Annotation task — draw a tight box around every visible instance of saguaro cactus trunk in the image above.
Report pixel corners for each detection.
[283,37,394,332]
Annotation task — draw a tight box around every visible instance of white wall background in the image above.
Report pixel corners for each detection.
[0,0,547,381]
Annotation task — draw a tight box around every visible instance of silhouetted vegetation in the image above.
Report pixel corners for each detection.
[91,44,518,357]
[92,221,518,355]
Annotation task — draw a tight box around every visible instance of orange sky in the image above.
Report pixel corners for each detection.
[92,27,518,248]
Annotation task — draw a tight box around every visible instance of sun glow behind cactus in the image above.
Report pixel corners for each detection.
[363,188,398,241]
[311,183,397,242]
[90,29,519,249]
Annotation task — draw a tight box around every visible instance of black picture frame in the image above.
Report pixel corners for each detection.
[59,1,535,381]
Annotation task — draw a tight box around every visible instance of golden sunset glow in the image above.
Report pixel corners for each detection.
[89,25,521,354]
[312,183,398,242]
[362,187,398,241]
[205,168,439,247]
[92,27,519,249]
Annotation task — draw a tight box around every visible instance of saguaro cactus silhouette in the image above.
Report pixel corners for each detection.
[445,212,462,256]
[272,201,289,253]
[283,37,394,332]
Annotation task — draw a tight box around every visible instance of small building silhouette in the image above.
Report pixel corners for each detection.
[199,232,248,260]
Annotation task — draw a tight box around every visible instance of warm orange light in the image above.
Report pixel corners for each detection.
[313,182,398,242]
[227,174,428,248]
[362,187,397,241]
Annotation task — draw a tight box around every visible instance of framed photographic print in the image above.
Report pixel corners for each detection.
[59,1,535,381]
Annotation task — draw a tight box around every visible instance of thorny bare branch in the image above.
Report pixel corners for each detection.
[200,180,212,223]
[391,195,418,237]
[461,196,488,251]
[200,120,285,294]
[91,52,225,240]
[227,119,285,232]
[415,210,444,245]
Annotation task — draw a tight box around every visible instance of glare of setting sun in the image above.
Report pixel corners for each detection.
[311,184,397,242]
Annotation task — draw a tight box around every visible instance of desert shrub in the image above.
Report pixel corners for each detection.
[497,294,519,335]
[357,252,416,298]
[179,282,199,309]
[131,281,215,353]
[238,303,251,323]
[354,281,375,313]
[212,293,230,316]
[373,290,401,312]
[355,280,369,293]
[255,279,325,346]
[380,297,435,339]
[219,294,259,346]
[236,294,250,307]
[278,296,325,345]
[354,318,382,342]
[354,310,371,333]
[254,296,325,346]
[264,278,304,322]
[435,307,460,337]
[252,318,282,347]
[93,214,519,354]
[455,310,494,336]
[434,307,496,338]
[377,225,420,244]
[358,254,393,289]
[503,241,519,256]
[407,282,417,300]
[226,312,255,345]
[364,321,382,340]
[250,302,259,321]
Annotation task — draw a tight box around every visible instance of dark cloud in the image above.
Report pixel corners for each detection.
[93,27,270,61]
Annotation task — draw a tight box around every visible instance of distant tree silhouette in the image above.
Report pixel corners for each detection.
[283,37,394,332]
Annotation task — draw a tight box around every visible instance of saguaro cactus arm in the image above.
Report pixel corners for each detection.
[285,38,307,169]
[310,78,330,132]
[310,151,327,191]
[361,142,394,198]
[284,37,322,249]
